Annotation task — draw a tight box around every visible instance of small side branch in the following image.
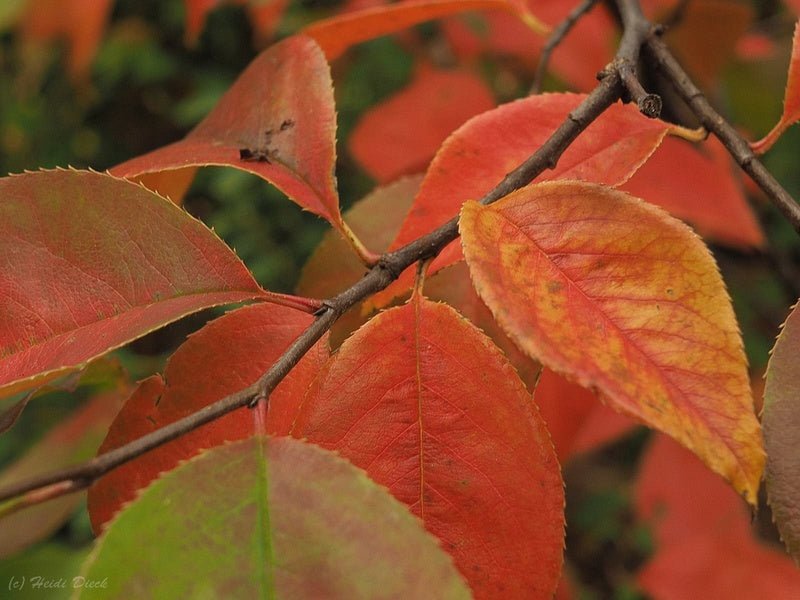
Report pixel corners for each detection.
[531,0,600,94]
[645,34,800,234]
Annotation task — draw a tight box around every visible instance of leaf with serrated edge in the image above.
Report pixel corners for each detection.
[763,301,800,563]
[112,36,344,231]
[460,180,763,503]
[291,294,564,598]
[78,437,471,599]
[370,93,682,310]
[0,169,273,402]
[87,302,327,532]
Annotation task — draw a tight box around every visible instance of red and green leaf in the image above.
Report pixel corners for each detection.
[460,181,764,503]
[763,301,800,563]
[87,302,327,531]
[752,21,800,153]
[0,169,279,402]
[291,294,565,599]
[80,437,472,599]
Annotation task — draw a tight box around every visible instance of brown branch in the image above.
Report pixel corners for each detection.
[531,0,601,94]
[643,33,800,234]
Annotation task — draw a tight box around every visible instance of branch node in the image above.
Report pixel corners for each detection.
[638,93,662,118]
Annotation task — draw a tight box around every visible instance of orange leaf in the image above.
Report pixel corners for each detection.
[635,435,800,600]
[111,36,346,233]
[665,0,752,89]
[292,294,565,598]
[621,136,763,248]
[87,303,328,532]
[752,21,800,154]
[371,93,680,309]
[533,369,635,463]
[460,181,764,503]
[304,0,547,61]
[0,170,274,401]
[763,301,800,562]
[20,0,112,79]
[349,65,495,183]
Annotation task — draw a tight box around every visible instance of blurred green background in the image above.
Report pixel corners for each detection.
[0,1,798,598]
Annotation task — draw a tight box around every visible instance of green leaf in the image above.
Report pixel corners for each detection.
[77,436,472,599]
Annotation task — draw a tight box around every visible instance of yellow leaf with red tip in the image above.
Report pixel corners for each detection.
[460,180,764,503]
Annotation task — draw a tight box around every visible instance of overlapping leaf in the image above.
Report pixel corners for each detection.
[304,0,546,61]
[349,66,495,183]
[533,369,634,463]
[752,21,800,153]
[0,388,126,557]
[291,294,565,598]
[460,181,764,503]
[0,169,278,401]
[621,136,763,248]
[763,301,800,562]
[80,437,471,599]
[371,93,683,308]
[87,302,327,531]
[635,435,800,599]
[297,175,421,347]
[112,36,347,233]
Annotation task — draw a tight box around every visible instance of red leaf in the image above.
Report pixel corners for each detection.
[0,170,272,401]
[442,3,615,91]
[304,0,547,62]
[752,21,800,153]
[621,136,763,248]
[184,0,288,46]
[292,294,565,598]
[636,435,800,600]
[20,0,112,79]
[349,65,495,183]
[460,181,764,503]
[87,302,327,532]
[763,301,800,562]
[534,369,634,463]
[371,93,680,309]
[112,36,346,233]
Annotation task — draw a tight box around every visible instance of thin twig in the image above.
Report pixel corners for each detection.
[644,34,800,234]
[531,0,600,94]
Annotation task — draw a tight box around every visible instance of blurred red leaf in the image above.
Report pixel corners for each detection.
[304,0,547,61]
[371,93,682,309]
[19,0,112,79]
[752,21,800,153]
[460,181,764,503]
[533,369,634,463]
[350,65,495,183]
[621,136,763,248]
[0,170,276,402]
[292,294,565,599]
[636,435,800,600]
[184,0,289,46]
[87,303,328,532]
[112,36,348,234]
[442,1,615,90]
[0,388,126,557]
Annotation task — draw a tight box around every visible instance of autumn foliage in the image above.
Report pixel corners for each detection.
[1,0,800,598]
